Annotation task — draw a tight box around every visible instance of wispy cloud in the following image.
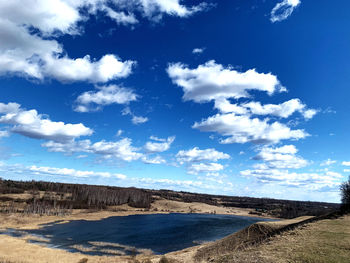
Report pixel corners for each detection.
[270,0,301,23]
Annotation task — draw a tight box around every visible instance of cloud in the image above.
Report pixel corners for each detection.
[187,162,224,175]
[131,115,149,125]
[142,155,166,164]
[0,102,92,142]
[242,143,342,191]
[0,102,21,114]
[0,161,127,180]
[42,136,172,164]
[0,130,9,138]
[214,98,248,114]
[253,145,308,169]
[0,0,80,35]
[89,138,144,162]
[29,165,126,179]
[138,0,210,19]
[320,159,337,166]
[43,137,143,162]
[144,136,175,153]
[137,177,204,189]
[241,168,341,190]
[74,85,138,112]
[42,140,92,153]
[44,54,135,83]
[0,103,147,163]
[0,0,208,82]
[270,0,301,23]
[0,16,135,82]
[116,129,123,137]
[101,6,139,25]
[122,107,148,125]
[192,48,205,54]
[215,98,317,120]
[167,60,285,103]
[342,161,350,166]
[175,147,229,175]
[176,147,230,164]
[0,103,164,164]
[193,113,308,144]
[302,109,318,120]
[134,176,237,195]
[167,61,315,146]
[242,99,317,119]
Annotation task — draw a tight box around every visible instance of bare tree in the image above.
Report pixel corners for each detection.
[341,176,350,212]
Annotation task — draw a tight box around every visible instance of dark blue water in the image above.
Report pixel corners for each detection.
[0,213,273,255]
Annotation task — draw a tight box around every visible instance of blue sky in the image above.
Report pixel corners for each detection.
[0,0,349,202]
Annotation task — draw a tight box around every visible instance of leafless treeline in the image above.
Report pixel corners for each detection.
[0,178,152,212]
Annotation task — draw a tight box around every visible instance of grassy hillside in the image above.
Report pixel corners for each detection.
[211,214,350,263]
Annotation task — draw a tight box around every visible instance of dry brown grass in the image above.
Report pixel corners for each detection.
[151,199,273,218]
[211,215,350,263]
[258,215,350,263]
[194,216,314,262]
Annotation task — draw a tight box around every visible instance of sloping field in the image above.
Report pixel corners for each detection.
[194,216,314,262]
[209,214,350,263]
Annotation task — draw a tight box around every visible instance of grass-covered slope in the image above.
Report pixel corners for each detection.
[207,214,350,263]
[194,216,315,262]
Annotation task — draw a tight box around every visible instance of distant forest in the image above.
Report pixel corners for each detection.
[0,178,340,219]
[147,189,340,219]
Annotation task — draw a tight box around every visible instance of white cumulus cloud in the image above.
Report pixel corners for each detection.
[176,147,229,175]
[342,161,350,166]
[167,61,315,146]
[243,99,317,119]
[167,60,285,103]
[0,0,208,82]
[253,145,308,169]
[0,102,92,142]
[193,113,308,144]
[74,85,138,112]
[176,147,230,164]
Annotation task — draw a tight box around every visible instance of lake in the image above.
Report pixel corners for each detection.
[0,213,273,256]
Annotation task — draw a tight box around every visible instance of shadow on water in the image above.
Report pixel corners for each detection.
[0,213,275,256]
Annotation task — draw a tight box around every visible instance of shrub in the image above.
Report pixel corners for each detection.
[159,256,169,263]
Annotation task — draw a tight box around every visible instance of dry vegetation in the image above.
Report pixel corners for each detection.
[0,178,346,263]
[1,211,349,262]
[204,214,350,263]
[0,178,340,219]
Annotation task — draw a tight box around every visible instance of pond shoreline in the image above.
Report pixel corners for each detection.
[0,199,276,230]
[0,201,278,263]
